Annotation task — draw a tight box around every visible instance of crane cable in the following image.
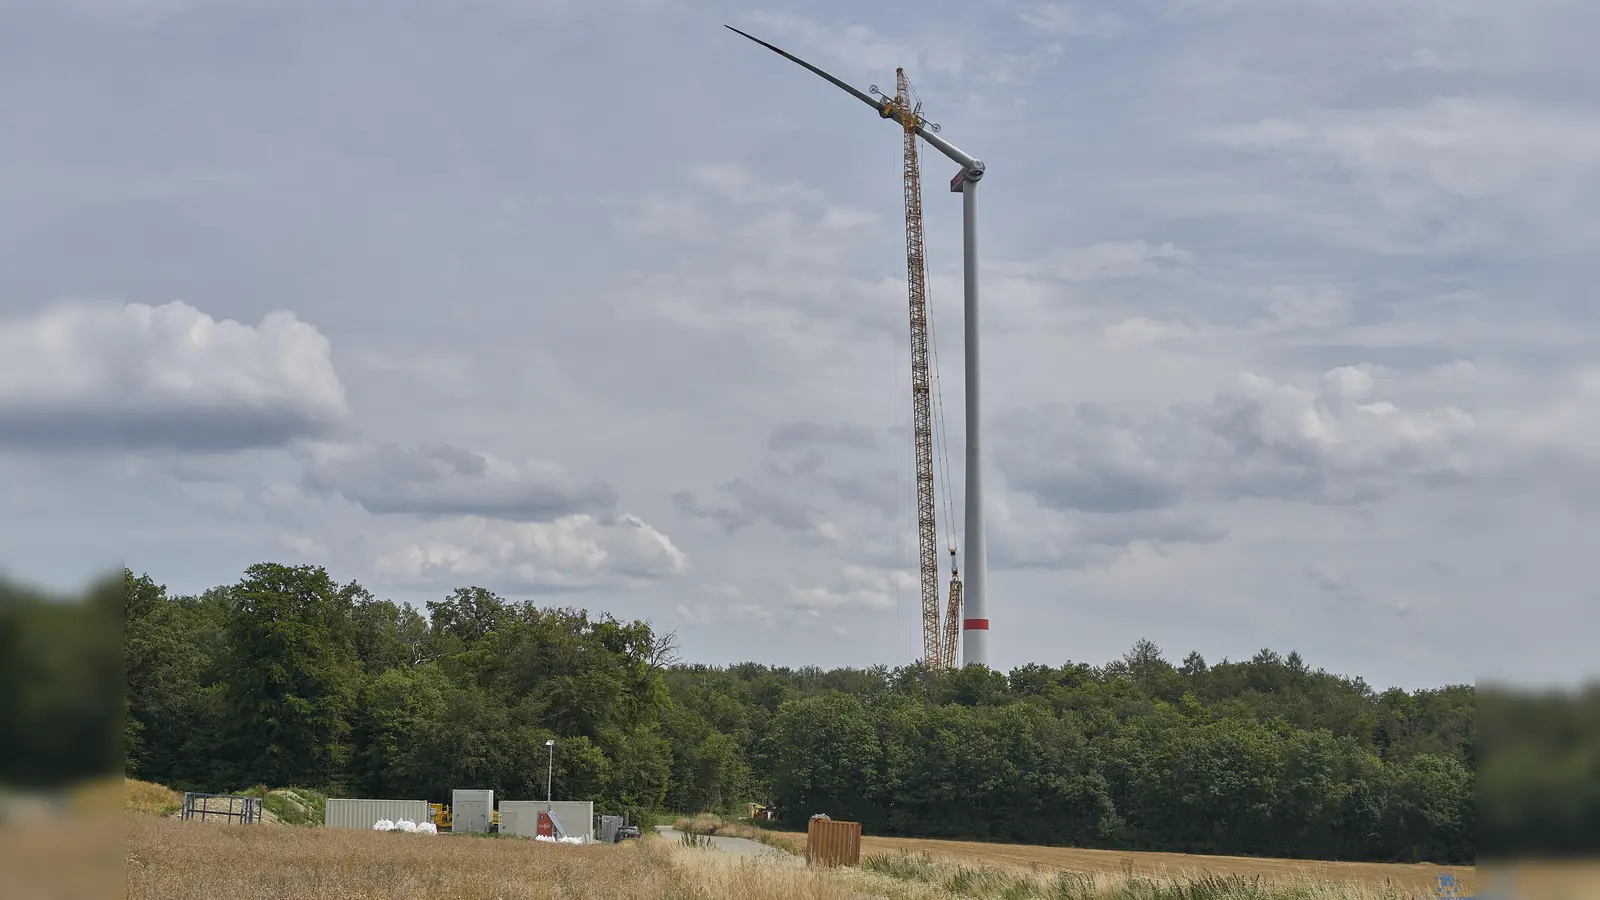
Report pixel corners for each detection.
[916,123,960,570]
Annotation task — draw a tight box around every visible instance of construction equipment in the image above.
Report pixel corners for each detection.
[883,67,957,671]
[428,802,500,832]
[725,25,991,671]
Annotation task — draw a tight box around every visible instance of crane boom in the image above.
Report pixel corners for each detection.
[892,69,945,671]
[943,553,963,669]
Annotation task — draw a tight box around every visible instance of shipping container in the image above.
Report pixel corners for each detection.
[806,818,862,867]
[498,800,595,841]
[324,798,431,830]
[451,789,495,834]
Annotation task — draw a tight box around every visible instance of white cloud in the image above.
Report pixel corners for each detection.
[300,440,617,521]
[0,301,347,452]
[998,366,1476,513]
[372,513,690,593]
[735,10,968,79]
[1206,97,1600,253]
[788,564,914,614]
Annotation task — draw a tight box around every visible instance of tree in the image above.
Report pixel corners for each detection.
[221,563,360,789]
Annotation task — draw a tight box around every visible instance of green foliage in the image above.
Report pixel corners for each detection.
[122,564,1483,863]
[123,564,676,823]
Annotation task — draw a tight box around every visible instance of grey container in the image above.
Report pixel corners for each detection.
[497,799,595,841]
[451,789,495,834]
[324,798,431,830]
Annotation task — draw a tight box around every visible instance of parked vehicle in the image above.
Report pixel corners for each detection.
[616,825,642,842]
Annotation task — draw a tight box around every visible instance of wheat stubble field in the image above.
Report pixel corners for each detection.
[841,832,1473,894]
[123,811,1467,900]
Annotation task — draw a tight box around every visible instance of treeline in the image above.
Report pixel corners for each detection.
[667,654,1475,864]
[125,562,1478,862]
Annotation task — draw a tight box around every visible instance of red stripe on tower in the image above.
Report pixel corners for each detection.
[963,618,989,630]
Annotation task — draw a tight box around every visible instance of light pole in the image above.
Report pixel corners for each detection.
[545,739,555,803]
[725,25,990,668]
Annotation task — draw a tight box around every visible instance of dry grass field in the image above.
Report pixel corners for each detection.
[123,811,1458,900]
[752,828,1475,895]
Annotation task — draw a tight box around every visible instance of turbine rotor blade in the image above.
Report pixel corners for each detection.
[724,25,881,112]
[724,24,981,172]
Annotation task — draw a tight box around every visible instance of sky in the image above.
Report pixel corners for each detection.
[1,0,1594,689]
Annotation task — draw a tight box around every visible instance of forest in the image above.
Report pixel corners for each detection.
[106,562,1500,864]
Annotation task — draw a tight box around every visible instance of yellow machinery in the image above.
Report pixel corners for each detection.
[429,803,499,832]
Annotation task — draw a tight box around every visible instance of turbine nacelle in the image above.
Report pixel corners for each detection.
[950,159,985,192]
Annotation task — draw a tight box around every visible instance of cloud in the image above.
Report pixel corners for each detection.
[998,366,1475,513]
[372,513,690,593]
[673,420,902,548]
[788,564,914,614]
[988,490,1228,571]
[1006,241,1196,283]
[673,478,826,536]
[1018,3,1125,39]
[767,421,879,452]
[608,164,908,355]
[300,441,617,521]
[0,301,347,452]
[1205,97,1600,254]
[734,10,968,79]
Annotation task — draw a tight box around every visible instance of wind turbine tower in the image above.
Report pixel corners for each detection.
[725,26,990,670]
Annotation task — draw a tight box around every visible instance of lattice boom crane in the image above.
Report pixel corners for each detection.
[878,71,962,671]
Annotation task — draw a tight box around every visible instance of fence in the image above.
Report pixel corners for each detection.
[180,792,263,825]
[805,818,862,867]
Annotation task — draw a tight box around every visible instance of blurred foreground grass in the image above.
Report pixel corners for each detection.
[0,569,123,900]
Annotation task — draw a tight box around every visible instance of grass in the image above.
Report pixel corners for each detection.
[236,784,328,826]
[122,811,1452,900]
[675,813,803,855]
[125,777,182,817]
[859,850,1430,900]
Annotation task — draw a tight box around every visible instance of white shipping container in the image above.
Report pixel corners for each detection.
[324,798,431,830]
[498,800,595,841]
[451,789,495,834]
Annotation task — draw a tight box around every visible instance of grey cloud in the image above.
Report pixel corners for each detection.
[302,441,618,521]
[0,301,347,453]
[672,478,819,534]
[0,407,339,453]
[990,500,1228,571]
[768,421,879,452]
[999,367,1475,514]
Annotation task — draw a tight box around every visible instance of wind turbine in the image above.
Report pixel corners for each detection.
[725,25,991,669]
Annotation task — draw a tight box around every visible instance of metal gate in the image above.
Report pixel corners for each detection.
[180,792,264,825]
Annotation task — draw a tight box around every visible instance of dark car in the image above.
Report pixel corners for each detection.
[616,825,642,842]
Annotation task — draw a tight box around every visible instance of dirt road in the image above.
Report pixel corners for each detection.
[655,826,800,865]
